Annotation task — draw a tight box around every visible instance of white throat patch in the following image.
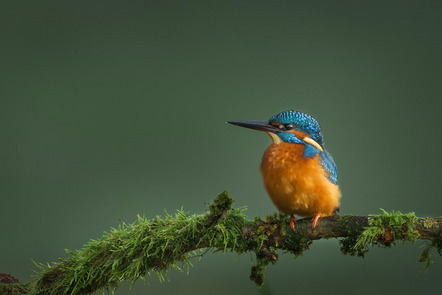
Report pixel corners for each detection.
[267,132,282,144]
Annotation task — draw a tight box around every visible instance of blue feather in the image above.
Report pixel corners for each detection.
[277,132,303,145]
[303,144,320,159]
[320,150,338,184]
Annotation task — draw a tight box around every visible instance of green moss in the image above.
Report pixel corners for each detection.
[248,214,314,287]
[281,231,311,259]
[0,283,31,295]
[339,215,367,257]
[250,254,273,287]
[340,209,419,258]
[422,217,440,229]
[208,191,234,220]
[248,214,290,287]
[31,192,249,295]
[419,239,442,271]
[253,213,314,259]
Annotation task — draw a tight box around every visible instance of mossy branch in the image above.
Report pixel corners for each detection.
[2,192,441,295]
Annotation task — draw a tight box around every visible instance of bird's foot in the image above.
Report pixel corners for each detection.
[290,215,296,230]
[311,214,320,229]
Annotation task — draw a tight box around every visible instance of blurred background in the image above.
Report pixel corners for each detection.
[1,1,441,294]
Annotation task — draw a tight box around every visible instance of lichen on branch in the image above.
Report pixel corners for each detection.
[2,192,441,295]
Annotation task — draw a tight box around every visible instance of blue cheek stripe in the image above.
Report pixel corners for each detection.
[277,132,302,144]
[303,144,320,158]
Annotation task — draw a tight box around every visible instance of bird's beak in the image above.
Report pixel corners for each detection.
[227,120,280,133]
[227,120,324,151]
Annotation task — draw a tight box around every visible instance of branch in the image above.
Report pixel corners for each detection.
[2,192,441,295]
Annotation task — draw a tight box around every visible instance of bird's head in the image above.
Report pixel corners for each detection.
[228,110,324,152]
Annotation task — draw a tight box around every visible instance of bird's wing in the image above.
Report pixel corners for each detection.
[319,149,338,185]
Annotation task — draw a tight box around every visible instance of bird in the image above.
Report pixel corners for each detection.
[228,110,341,230]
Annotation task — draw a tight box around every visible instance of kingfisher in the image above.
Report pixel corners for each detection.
[228,110,341,230]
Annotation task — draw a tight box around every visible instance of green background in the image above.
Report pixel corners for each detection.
[1,1,441,294]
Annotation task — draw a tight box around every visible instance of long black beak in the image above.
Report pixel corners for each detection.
[227,120,280,133]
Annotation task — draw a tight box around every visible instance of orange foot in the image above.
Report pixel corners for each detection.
[311,213,320,229]
[290,215,296,230]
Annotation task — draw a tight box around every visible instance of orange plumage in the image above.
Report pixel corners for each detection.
[260,132,341,219]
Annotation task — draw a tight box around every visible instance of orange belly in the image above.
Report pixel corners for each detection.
[260,142,341,217]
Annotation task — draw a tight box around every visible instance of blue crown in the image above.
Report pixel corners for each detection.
[269,110,324,147]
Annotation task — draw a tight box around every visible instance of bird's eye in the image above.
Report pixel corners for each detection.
[285,124,294,130]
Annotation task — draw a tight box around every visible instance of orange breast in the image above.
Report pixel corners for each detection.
[260,142,341,217]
